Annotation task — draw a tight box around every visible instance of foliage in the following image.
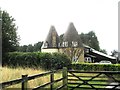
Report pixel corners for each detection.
[59,34,64,44]
[80,31,100,51]
[99,49,107,54]
[111,50,118,57]
[2,10,19,56]
[2,67,62,88]
[26,44,34,52]
[18,42,43,52]
[18,45,28,52]
[33,41,43,52]
[111,50,119,63]
[72,63,120,71]
[3,52,71,70]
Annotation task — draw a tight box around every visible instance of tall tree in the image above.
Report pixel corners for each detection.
[80,31,100,51]
[33,41,43,52]
[18,41,43,52]
[2,10,19,55]
[26,44,33,52]
[111,50,118,57]
[59,34,64,44]
[111,50,119,63]
[18,45,28,52]
[99,49,107,54]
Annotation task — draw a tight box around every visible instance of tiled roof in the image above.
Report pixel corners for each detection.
[45,26,59,48]
[63,22,83,47]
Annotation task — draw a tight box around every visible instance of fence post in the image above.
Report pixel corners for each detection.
[22,75,28,90]
[62,67,68,90]
[50,71,54,90]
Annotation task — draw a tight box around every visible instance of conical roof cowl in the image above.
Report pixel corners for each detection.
[63,22,83,47]
[44,26,59,48]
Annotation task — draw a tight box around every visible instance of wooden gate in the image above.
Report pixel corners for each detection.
[67,70,120,90]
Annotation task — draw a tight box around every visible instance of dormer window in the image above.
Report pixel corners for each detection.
[62,41,68,47]
[44,41,48,48]
[72,41,78,47]
[64,41,68,47]
[62,42,65,47]
[85,48,89,53]
[58,43,61,47]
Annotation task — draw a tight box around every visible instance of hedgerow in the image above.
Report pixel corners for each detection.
[3,52,71,70]
[72,63,120,71]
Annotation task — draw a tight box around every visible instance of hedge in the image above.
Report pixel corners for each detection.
[3,52,71,70]
[72,63,120,71]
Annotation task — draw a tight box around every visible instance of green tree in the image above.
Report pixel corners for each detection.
[80,31,100,51]
[111,50,119,63]
[33,41,43,52]
[18,42,43,52]
[99,49,107,54]
[26,44,33,52]
[18,45,28,52]
[111,50,118,57]
[59,34,64,44]
[2,10,19,55]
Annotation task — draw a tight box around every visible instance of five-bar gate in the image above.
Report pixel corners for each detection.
[67,70,120,90]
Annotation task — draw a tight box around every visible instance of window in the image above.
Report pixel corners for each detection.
[58,43,61,47]
[85,57,91,63]
[72,41,78,47]
[62,42,65,47]
[62,41,68,47]
[44,42,48,48]
[72,56,78,62]
[64,42,68,47]
[85,49,89,53]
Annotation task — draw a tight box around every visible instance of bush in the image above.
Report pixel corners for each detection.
[72,63,120,71]
[3,52,71,70]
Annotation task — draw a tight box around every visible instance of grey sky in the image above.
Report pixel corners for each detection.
[0,0,119,54]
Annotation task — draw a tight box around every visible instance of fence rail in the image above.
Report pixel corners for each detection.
[1,67,68,90]
[1,67,120,90]
[67,70,120,90]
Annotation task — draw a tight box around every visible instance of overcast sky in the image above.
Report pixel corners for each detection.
[0,0,119,54]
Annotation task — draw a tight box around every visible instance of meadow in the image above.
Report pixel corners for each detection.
[1,66,62,89]
[1,65,120,90]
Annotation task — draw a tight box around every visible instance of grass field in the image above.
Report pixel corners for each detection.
[1,66,120,90]
[1,66,62,89]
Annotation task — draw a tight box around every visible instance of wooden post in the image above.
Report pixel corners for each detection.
[62,67,68,90]
[50,71,54,90]
[22,75,28,90]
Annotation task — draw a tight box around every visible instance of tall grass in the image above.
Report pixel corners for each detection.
[1,66,62,89]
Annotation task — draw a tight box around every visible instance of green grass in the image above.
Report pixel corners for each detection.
[1,66,120,90]
[1,66,63,89]
[67,72,110,89]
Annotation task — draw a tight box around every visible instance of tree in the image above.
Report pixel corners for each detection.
[59,34,64,44]
[99,49,107,54]
[26,44,33,52]
[18,45,28,52]
[111,50,118,57]
[33,41,43,52]
[80,31,100,51]
[111,50,119,63]
[2,10,19,55]
[18,41,43,52]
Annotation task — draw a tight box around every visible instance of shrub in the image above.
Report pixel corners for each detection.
[3,52,71,70]
[72,63,120,71]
